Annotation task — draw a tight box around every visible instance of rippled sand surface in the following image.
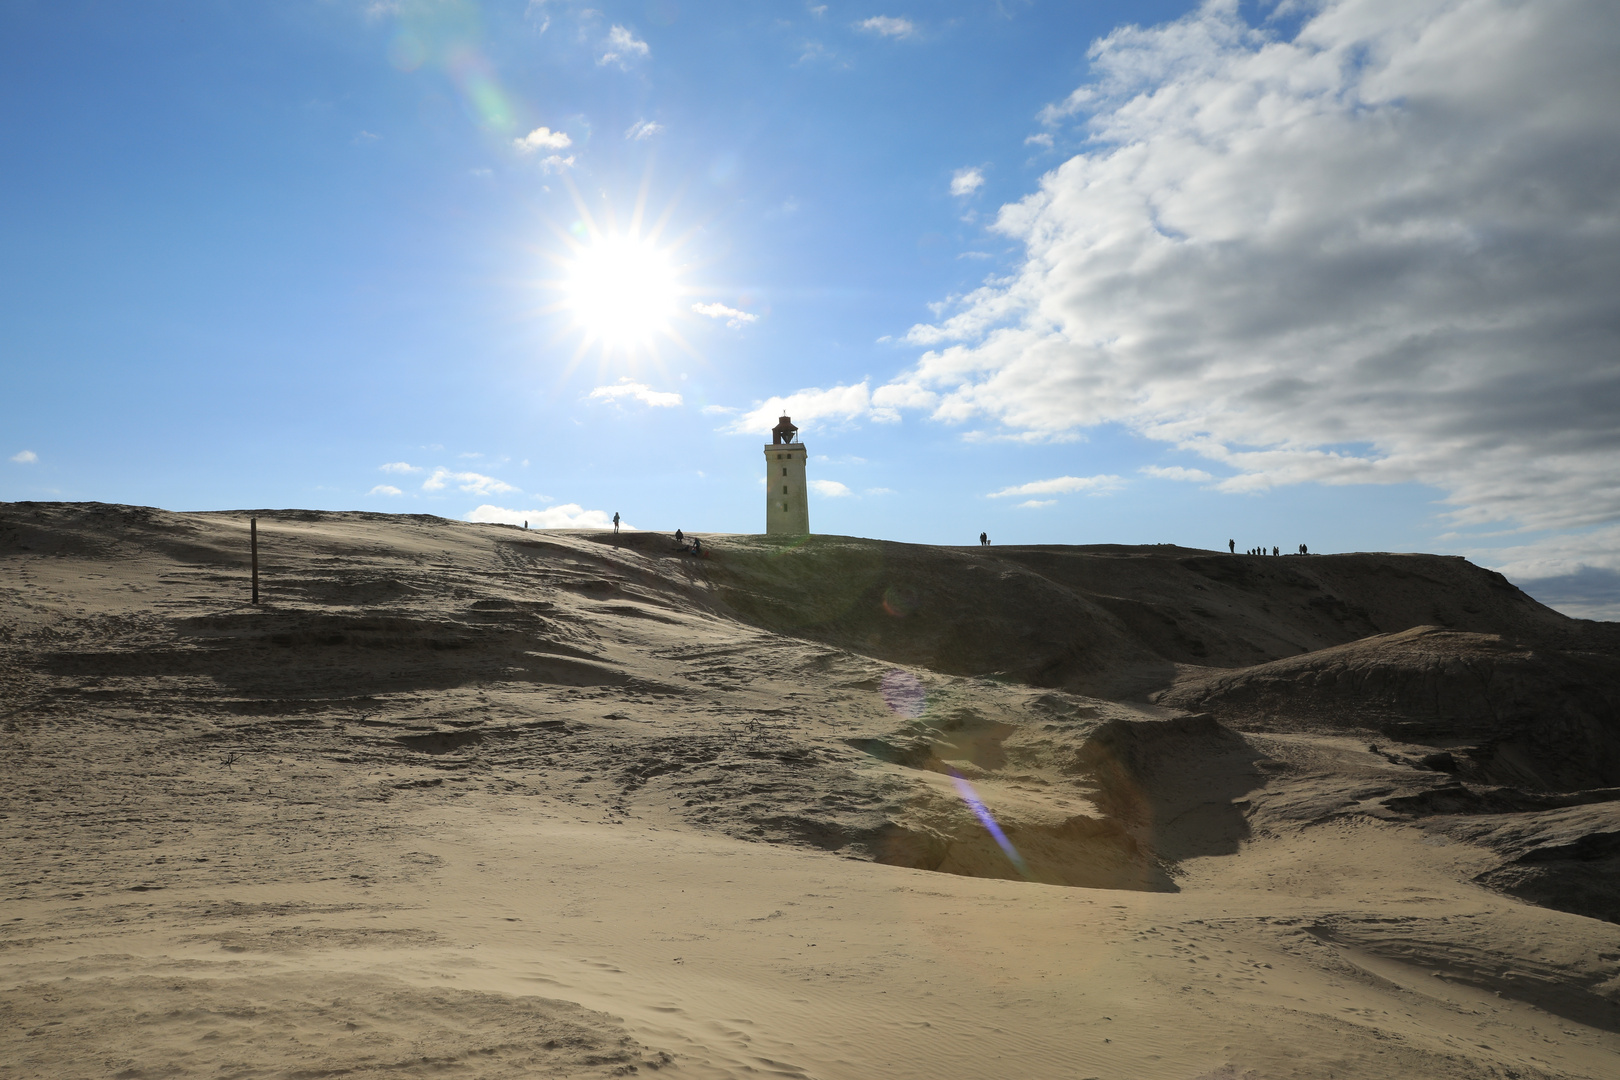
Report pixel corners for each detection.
[4,503,1618,1079]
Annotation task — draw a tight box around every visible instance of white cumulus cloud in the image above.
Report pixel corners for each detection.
[988,474,1125,499]
[422,468,519,496]
[724,382,891,436]
[856,15,914,38]
[369,485,403,497]
[379,461,421,474]
[810,479,852,497]
[467,504,632,530]
[513,126,571,153]
[880,0,1620,576]
[10,450,37,464]
[692,302,759,328]
[588,379,683,408]
[950,167,985,196]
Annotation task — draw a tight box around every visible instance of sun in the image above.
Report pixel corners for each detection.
[533,185,705,371]
[561,232,679,351]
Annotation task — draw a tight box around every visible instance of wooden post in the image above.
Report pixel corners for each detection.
[250,517,259,605]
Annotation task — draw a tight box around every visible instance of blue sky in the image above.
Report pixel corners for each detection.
[4,0,1618,618]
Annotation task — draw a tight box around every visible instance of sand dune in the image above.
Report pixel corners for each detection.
[3,502,1619,1078]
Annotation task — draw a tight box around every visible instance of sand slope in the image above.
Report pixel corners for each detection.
[3,502,1619,1079]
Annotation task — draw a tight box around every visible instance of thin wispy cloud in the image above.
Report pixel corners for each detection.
[856,15,915,38]
[599,24,649,66]
[625,119,663,140]
[692,302,758,328]
[588,379,683,408]
[949,167,984,196]
[422,468,518,496]
[795,40,842,66]
[379,462,421,474]
[988,475,1124,499]
[1140,465,1213,483]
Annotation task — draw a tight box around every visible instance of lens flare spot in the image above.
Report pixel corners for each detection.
[389,32,428,71]
[948,771,1032,879]
[881,584,920,618]
[880,669,926,719]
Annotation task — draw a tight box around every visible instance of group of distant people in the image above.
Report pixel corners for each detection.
[525,515,1327,561]
[553,511,703,555]
[1228,539,1310,556]
[521,513,706,555]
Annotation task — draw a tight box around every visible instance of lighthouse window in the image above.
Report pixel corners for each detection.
[781,467,787,476]
[782,485,788,494]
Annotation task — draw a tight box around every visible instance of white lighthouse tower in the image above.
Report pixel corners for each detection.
[764,415,809,535]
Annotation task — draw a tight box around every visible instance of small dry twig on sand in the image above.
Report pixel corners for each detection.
[222,751,243,771]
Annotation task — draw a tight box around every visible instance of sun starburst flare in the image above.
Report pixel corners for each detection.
[528,181,757,384]
[562,233,680,352]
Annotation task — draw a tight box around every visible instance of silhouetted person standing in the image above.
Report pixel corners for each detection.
[1228,539,1235,553]
[612,512,620,534]
[980,532,988,546]
[675,528,684,543]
